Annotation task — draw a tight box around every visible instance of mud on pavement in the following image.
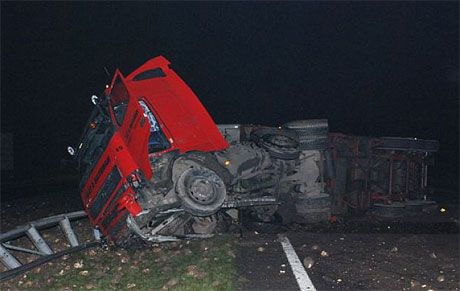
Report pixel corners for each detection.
[236,220,459,291]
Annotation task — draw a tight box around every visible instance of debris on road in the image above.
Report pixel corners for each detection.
[303,256,315,269]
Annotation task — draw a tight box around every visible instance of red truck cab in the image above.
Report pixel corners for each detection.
[75,56,335,246]
[77,57,231,244]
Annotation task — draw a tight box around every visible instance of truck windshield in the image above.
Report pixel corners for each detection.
[138,100,170,153]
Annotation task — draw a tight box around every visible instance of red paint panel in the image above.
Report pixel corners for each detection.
[125,56,229,153]
[107,71,153,180]
[81,133,142,227]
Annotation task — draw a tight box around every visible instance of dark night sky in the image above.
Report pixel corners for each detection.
[1,2,458,185]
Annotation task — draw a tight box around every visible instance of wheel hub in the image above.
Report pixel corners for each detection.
[189,178,215,203]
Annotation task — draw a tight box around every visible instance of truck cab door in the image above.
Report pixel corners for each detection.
[108,70,152,180]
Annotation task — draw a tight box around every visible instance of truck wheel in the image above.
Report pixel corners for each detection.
[258,134,300,160]
[283,119,328,130]
[295,193,331,210]
[176,167,227,216]
[377,137,439,152]
[277,192,296,225]
[298,138,330,150]
[294,208,331,224]
[284,119,329,139]
[250,127,298,142]
[294,193,332,224]
[295,127,329,137]
[172,153,233,185]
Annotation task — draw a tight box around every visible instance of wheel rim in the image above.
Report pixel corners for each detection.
[176,167,227,216]
[189,177,216,204]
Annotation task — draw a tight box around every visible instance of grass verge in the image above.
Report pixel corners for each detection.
[1,234,237,290]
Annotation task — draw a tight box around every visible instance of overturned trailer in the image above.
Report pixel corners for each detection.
[326,134,439,218]
[70,56,439,246]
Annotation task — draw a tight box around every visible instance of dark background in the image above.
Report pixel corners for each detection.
[1,2,458,191]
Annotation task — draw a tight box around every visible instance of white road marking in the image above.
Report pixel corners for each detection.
[279,234,317,291]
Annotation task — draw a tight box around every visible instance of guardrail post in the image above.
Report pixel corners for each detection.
[0,244,21,270]
[26,225,53,255]
[59,217,79,247]
[93,228,101,241]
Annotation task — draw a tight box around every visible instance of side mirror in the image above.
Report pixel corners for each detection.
[91,95,99,105]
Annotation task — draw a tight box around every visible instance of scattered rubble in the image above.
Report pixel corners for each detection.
[303,257,315,269]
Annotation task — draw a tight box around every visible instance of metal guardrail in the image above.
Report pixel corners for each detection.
[0,210,101,282]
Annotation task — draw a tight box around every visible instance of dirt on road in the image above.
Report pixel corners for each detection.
[236,217,459,291]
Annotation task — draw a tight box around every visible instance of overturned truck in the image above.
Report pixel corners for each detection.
[71,56,438,246]
[72,56,331,245]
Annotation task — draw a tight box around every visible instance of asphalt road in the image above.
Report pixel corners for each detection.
[236,219,459,291]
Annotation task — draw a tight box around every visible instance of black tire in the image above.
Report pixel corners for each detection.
[295,193,331,211]
[284,119,329,140]
[377,137,439,152]
[299,138,330,150]
[172,152,233,185]
[284,119,328,130]
[176,167,227,216]
[277,192,296,225]
[295,127,329,138]
[250,127,298,143]
[258,134,300,160]
[373,202,405,219]
[294,208,331,224]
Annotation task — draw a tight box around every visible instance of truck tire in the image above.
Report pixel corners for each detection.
[250,127,298,143]
[284,119,328,130]
[295,192,331,224]
[377,137,439,152]
[176,167,227,216]
[294,208,331,224]
[258,134,300,160]
[172,152,233,185]
[295,193,331,211]
[298,138,330,150]
[277,192,296,225]
[284,120,329,146]
[295,127,329,138]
